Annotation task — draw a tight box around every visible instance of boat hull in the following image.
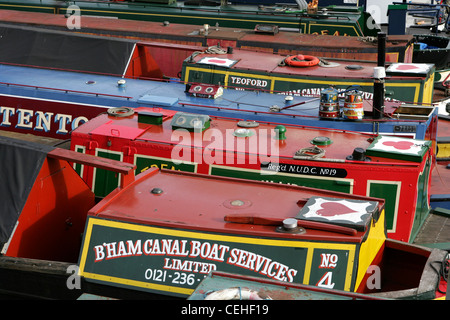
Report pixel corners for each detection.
[79,210,385,297]
[0,9,414,63]
[0,1,380,36]
[0,256,81,299]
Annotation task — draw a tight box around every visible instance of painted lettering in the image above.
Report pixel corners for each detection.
[0,106,15,126]
[163,258,217,274]
[94,245,105,262]
[263,162,347,178]
[229,76,268,88]
[317,271,335,289]
[35,111,54,132]
[319,253,338,268]
[94,239,191,261]
[189,241,230,261]
[55,113,72,134]
[227,248,297,282]
[0,106,88,135]
[16,109,34,129]
[92,238,300,282]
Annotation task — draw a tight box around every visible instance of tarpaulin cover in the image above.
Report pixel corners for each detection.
[0,24,136,75]
[0,136,54,244]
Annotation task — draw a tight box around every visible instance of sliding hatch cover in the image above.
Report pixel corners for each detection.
[0,136,54,244]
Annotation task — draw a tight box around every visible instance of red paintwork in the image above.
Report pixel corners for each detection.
[89,167,381,243]
[125,42,202,79]
[0,9,414,63]
[438,118,450,139]
[4,147,135,263]
[182,42,426,83]
[5,153,95,263]
[73,107,421,166]
[355,239,432,295]
[71,107,433,242]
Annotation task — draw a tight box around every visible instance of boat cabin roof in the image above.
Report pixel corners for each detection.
[0,64,317,116]
[187,48,434,81]
[88,167,384,243]
[0,62,435,141]
[75,107,430,164]
[0,10,414,51]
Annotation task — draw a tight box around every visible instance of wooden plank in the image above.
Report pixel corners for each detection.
[48,148,136,188]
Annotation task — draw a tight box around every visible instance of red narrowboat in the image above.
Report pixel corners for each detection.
[70,107,434,243]
[78,166,448,299]
[0,135,447,300]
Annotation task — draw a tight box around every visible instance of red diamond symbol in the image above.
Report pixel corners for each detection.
[395,64,419,71]
[382,140,414,150]
[316,202,357,217]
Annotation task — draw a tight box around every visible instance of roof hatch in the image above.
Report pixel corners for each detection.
[171,112,211,132]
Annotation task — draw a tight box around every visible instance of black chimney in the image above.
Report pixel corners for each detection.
[373,32,386,119]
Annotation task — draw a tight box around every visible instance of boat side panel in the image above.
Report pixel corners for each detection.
[5,157,95,263]
[78,217,359,297]
[71,134,428,242]
[354,208,386,292]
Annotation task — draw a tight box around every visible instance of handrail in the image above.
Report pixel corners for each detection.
[0,81,133,100]
[48,148,136,189]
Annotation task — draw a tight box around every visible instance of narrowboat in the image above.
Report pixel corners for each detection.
[0,9,415,63]
[0,0,381,36]
[70,107,434,243]
[77,164,448,299]
[0,25,432,104]
[0,63,438,151]
[180,42,435,104]
[0,135,134,299]
[0,135,446,300]
[413,34,450,90]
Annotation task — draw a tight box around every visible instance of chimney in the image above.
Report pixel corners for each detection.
[373,32,386,119]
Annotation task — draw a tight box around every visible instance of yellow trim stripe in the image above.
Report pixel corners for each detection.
[184,67,422,103]
[308,23,359,36]
[0,4,56,13]
[133,153,199,174]
[79,217,358,292]
[82,271,194,295]
[63,8,300,26]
